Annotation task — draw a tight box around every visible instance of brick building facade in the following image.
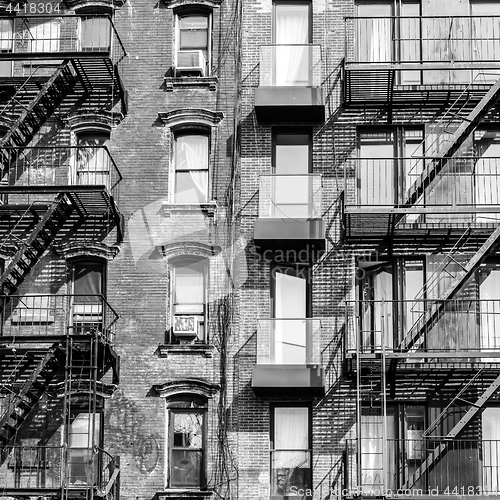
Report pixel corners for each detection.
[1,0,500,499]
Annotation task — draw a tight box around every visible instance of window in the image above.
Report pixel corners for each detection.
[28,20,60,52]
[80,16,111,52]
[0,19,13,77]
[271,264,311,364]
[271,405,311,498]
[272,1,311,86]
[355,0,421,84]
[271,130,313,218]
[68,413,102,486]
[360,405,424,493]
[357,128,423,208]
[170,258,208,343]
[74,131,111,189]
[176,12,211,76]
[166,395,207,488]
[358,258,425,350]
[174,133,209,203]
[69,260,105,335]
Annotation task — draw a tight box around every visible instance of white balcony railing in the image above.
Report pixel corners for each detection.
[259,44,322,87]
[256,318,322,365]
[258,174,322,219]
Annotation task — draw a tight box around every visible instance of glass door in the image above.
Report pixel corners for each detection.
[273,131,311,218]
[272,265,309,364]
[273,1,311,85]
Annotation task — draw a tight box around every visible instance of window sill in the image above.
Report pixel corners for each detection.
[161,202,217,218]
[156,490,213,500]
[156,344,215,358]
[164,76,218,92]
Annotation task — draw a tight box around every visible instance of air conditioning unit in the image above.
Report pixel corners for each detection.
[176,50,206,77]
[173,315,198,341]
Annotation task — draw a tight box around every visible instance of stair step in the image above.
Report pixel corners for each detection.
[3,423,17,435]
[10,412,25,422]
[16,400,33,411]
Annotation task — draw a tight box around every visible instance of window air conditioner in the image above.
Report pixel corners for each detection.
[176,50,206,76]
[173,315,198,340]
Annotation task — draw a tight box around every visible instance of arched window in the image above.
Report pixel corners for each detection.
[175,9,212,76]
[73,130,111,190]
[170,256,208,343]
[166,394,207,488]
[68,258,106,335]
[174,131,210,203]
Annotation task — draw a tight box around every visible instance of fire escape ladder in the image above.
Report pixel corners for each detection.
[0,194,74,297]
[0,61,77,172]
[403,371,500,490]
[404,76,500,207]
[399,224,500,351]
[399,226,500,352]
[0,342,65,461]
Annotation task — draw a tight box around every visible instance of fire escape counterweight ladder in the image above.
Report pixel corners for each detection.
[0,195,74,298]
[0,343,65,463]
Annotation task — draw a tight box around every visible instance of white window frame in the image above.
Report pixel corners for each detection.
[172,131,210,204]
[175,11,212,76]
[170,257,208,343]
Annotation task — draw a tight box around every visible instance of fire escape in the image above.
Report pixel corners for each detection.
[0,14,125,500]
[342,14,500,498]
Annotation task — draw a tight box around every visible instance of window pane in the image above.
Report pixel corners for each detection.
[73,262,103,298]
[171,450,202,486]
[174,264,204,307]
[274,407,309,450]
[175,135,209,203]
[180,16,208,30]
[180,31,208,49]
[173,413,203,448]
[76,132,111,188]
[81,17,111,51]
[175,171,208,203]
[29,21,60,52]
[176,135,209,170]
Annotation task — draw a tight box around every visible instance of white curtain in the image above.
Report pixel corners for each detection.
[482,409,500,491]
[76,134,111,189]
[176,135,209,202]
[274,407,309,467]
[174,265,204,314]
[274,270,307,364]
[275,5,309,85]
[361,414,396,493]
[28,20,60,52]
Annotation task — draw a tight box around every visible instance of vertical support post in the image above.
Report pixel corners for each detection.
[381,299,388,496]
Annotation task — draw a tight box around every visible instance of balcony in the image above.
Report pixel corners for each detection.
[255,44,324,122]
[0,445,119,498]
[252,318,324,396]
[0,294,119,343]
[344,16,500,104]
[0,15,127,110]
[347,298,500,354]
[344,156,500,247]
[0,145,122,208]
[344,438,500,498]
[254,174,325,251]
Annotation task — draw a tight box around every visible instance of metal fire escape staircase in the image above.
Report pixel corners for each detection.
[392,76,500,491]
[0,194,74,298]
[403,369,500,489]
[0,342,65,462]
[398,76,500,351]
[0,61,76,171]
